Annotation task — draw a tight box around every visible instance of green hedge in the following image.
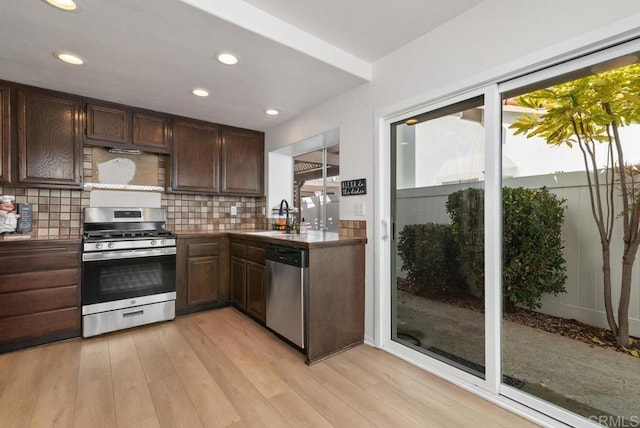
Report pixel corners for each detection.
[397,223,463,293]
[501,187,567,311]
[399,186,567,310]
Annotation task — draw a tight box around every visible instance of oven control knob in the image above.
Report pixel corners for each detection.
[160,239,167,246]
[150,240,157,246]
[107,242,115,249]
[95,243,103,250]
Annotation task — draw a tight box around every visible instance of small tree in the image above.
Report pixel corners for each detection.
[510,63,640,346]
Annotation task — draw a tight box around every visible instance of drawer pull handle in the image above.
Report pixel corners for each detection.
[123,310,144,318]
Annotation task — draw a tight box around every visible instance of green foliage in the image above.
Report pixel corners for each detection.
[510,64,640,149]
[445,187,567,310]
[510,62,640,343]
[445,187,485,296]
[397,223,462,293]
[502,187,567,311]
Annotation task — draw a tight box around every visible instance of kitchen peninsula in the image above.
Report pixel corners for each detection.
[179,230,366,365]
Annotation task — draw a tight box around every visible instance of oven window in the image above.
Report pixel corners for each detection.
[82,254,176,305]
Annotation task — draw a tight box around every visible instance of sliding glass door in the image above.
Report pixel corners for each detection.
[384,39,640,427]
[499,49,640,425]
[390,95,488,380]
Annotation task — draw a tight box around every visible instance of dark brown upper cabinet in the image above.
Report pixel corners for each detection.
[170,119,221,194]
[221,128,264,196]
[0,84,10,185]
[85,101,171,153]
[16,88,83,189]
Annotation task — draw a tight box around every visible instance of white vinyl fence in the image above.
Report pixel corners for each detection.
[396,171,640,336]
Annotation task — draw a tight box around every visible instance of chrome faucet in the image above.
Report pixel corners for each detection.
[278,199,291,233]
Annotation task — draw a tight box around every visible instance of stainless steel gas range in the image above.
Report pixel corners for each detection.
[81,207,176,338]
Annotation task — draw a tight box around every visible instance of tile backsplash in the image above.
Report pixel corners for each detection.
[0,148,267,239]
[338,220,367,238]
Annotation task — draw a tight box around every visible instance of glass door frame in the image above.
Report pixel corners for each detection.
[376,84,503,393]
[375,36,640,428]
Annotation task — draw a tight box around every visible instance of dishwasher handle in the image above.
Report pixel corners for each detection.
[266,245,308,268]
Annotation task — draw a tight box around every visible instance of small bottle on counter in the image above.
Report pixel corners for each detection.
[300,217,309,235]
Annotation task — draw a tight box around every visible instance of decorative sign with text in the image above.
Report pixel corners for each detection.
[341,178,367,196]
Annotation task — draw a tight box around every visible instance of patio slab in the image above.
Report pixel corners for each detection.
[396,290,640,420]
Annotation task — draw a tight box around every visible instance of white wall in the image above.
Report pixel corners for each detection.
[264,0,640,343]
[267,152,293,213]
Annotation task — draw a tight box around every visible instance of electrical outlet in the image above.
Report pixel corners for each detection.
[231,206,238,216]
[354,202,365,216]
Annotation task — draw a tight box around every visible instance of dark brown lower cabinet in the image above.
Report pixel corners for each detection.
[305,243,365,364]
[176,236,229,315]
[0,240,81,353]
[246,260,266,321]
[230,239,266,322]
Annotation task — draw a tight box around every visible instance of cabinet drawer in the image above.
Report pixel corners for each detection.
[187,241,219,257]
[246,245,265,265]
[230,242,246,258]
[0,286,78,318]
[0,268,79,293]
[0,251,78,275]
[0,307,79,345]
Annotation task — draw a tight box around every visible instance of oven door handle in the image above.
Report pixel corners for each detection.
[82,247,176,261]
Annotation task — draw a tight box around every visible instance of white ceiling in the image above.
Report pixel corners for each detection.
[0,0,483,132]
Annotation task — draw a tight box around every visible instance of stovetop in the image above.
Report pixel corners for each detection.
[83,230,175,241]
[82,207,176,251]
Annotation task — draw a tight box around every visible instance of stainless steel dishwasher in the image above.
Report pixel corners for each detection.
[266,244,308,349]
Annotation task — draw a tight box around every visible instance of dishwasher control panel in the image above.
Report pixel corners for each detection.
[266,245,308,268]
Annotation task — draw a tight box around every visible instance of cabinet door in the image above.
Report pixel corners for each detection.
[133,112,170,151]
[230,256,246,307]
[246,261,266,322]
[186,255,219,306]
[16,89,82,188]
[220,128,264,195]
[0,85,10,185]
[171,120,220,193]
[86,102,129,143]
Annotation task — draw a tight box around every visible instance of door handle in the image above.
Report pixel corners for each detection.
[381,219,390,240]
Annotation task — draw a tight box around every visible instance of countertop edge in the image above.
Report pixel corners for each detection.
[0,236,82,246]
[0,231,366,249]
[177,230,366,249]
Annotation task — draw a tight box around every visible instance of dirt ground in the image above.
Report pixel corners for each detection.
[395,290,640,421]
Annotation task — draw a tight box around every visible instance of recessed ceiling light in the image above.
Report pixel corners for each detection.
[43,0,80,12]
[264,109,280,116]
[216,52,239,66]
[55,52,84,65]
[191,88,209,97]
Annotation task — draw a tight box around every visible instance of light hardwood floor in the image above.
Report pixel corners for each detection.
[0,307,538,427]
